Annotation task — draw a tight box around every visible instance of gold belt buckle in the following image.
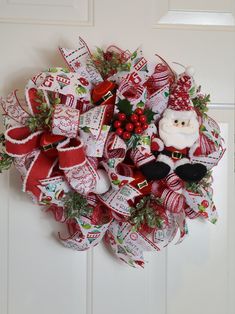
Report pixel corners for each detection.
[102,91,113,101]
[172,151,183,160]
[42,143,56,151]
[137,180,148,190]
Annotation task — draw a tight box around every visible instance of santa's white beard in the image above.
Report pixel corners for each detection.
[159,112,199,150]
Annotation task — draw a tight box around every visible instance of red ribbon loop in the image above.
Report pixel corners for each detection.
[23,151,56,200]
[5,126,43,156]
[57,139,86,170]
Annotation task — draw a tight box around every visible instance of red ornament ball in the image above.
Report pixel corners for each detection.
[114,120,122,129]
[119,179,129,188]
[135,127,143,134]
[139,115,147,124]
[125,122,134,132]
[110,173,118,180]
[142,123,149,130]
[135,108,144,115]
[115,127,123,136]
[130,114,138,123]
[118,113,126,121]
[201,200,209,208]
[79,77,89,86]
[122,131,131,140]
[135,121,141,127]
[200,212,209,218]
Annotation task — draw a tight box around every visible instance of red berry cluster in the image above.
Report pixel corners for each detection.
[113,108,148,140]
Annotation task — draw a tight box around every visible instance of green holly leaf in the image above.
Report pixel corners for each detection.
[198,205,205,212]
[116,99,133,116]
[121,63,131,71]
[200,125,207,132]
[192,93,210,115]
[0,152,14,173]
[61,68,70,73]
[211,218,217,224]
[126,134,141,149]
[64,192,93,219]
[48,68,58,73]
[54,97,61,105]
[0,133,5,144]
[144,108,155,124]
[75,85,87,95]
[131,50,138,60]
[26,102,53,132]
[136,101,145,108]
[81,126,90,133]
[189,86,196,97]
[140,135,151,146]
[129,195,163,231]
[112,180,120,185]
[102,125,109,131]
[117,237,124,244]
[81,223,92,229]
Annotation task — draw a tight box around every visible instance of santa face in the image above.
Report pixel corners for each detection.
[159,108,199,149]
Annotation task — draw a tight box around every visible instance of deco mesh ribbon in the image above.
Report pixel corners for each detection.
[0,37,225,268]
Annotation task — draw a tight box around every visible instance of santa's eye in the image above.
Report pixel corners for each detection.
[174,120,178,123]
[181,121,185,126]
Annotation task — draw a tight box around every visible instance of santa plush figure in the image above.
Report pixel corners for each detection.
[140,67,207,182]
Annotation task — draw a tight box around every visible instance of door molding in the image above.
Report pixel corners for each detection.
[0,0,94,26]
[153,0,235,31]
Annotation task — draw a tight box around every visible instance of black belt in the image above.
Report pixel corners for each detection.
[94,88,117,106]
[161,149,186,160]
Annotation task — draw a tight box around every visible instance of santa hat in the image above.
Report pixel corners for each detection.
[168,66,195,111]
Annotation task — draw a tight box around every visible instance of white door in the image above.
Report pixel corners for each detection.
[0,1,234,314]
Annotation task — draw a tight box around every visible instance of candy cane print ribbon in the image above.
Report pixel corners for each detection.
[52,104,80,138]
[152,174,185,214]
[160,188,185,214]
[163,173,184,192]
[102,132,134,190]
[59,37,103,85]
[51,103,113,140]
[59,216,111,251]
[37,68,93,108]
[0,91,30,125]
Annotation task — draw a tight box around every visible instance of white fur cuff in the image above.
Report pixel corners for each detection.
[157,154,174,169]
[174,158,190,169]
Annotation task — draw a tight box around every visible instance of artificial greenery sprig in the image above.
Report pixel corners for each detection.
[26,90,60,132]
[89,47,131,79]
[64,192,93,219]
[185,170,213,195]
[129,195,163,231]
[0,152,13,173]
[0,134,14,173]
[192,90,210,115]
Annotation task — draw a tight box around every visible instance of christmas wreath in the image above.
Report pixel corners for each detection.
[0,38,225,267]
